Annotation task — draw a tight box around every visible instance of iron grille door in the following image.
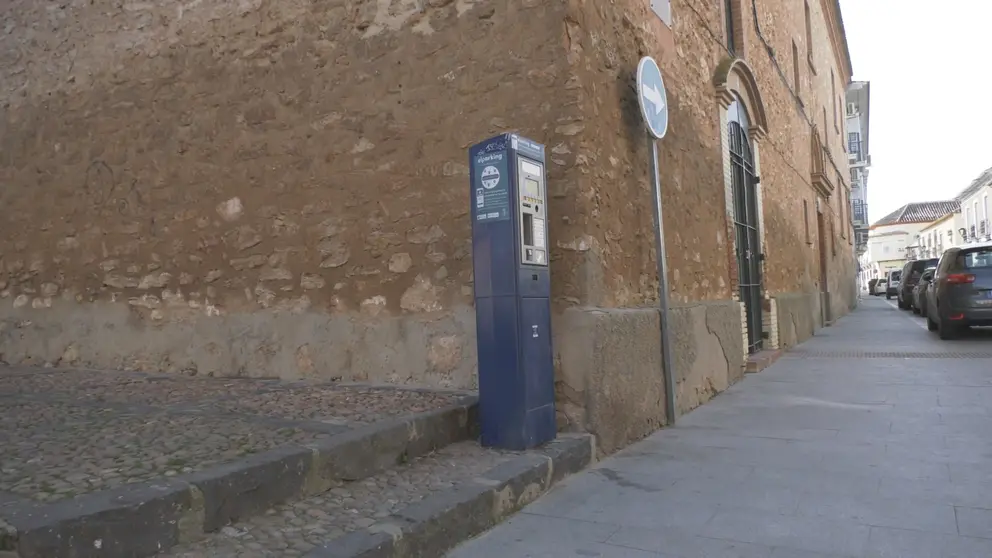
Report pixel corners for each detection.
[729,121,764,354]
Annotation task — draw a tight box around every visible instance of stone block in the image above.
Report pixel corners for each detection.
[180,445,312,533]
[556,303,744,455]
[1,480,192,558]
[555,307,666,456]
[773,292,822,349]
[670,300,746,415]
[304,434,594,558]
[305,400,477,492]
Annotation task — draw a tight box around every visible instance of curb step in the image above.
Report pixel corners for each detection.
[307,435,593,558]
[165,435,594,558]
[0,399,478,558]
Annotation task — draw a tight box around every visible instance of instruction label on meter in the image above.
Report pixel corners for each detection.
[473,150,510,222]
[533,217,546,248]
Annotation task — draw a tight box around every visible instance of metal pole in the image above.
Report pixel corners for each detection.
[648,135,677,426]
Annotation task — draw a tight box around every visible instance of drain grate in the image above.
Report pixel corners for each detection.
[786,351,992,359]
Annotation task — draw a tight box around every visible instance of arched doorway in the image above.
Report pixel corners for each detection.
[728,96,763,354]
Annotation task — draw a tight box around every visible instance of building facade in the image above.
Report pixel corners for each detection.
[861,201,959,288]
[846,81,871,256]
[955,167,992,244]
[914,212,964,260]
[0,0,858,452]
[908,167,992,259]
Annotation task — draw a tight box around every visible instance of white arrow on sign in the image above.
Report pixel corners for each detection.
[642,83,665,116]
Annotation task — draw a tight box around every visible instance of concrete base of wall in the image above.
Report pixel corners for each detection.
[772,292,822,350]
[554,300,745,457]
[821,291,833,325]
[669,300,746,415]
[0,300,479,389]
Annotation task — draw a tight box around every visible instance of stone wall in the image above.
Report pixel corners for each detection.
[0,0,857,452]
[0,0,601,387]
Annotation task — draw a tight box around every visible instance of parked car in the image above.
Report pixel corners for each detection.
[897,258,939,310]
[926,243,992,339]
[912,267,937,316]
[885,269,902,299]
[874,279,887,296]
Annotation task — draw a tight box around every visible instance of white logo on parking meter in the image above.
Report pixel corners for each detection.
[481,166,500,189]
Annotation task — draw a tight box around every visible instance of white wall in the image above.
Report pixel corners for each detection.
[916,213,964,259]
[959,184,992,240]
[866,222,930,266]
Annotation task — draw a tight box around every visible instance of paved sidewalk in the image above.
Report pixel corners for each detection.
[450,298,992,558]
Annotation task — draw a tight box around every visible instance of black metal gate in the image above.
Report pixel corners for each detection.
[729,118,763,354]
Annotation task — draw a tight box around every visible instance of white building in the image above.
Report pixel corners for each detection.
[846,81,870,256]
[859,201,959,290]
[908,167,992,259]
[956,166,992,244]
[913,211,964,260]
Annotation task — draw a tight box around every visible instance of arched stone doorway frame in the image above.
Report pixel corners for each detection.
[713,57,778,354]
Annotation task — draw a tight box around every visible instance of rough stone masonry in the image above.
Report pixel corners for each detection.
[0,0,856,453]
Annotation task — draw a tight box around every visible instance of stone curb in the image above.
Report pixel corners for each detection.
[304,433,596,558]
[0,397,478,558]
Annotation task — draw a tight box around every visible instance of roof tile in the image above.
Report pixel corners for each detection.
[872,200,960,227]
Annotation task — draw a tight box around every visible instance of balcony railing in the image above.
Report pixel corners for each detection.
[851,200,868,226]
[848,140,861,160]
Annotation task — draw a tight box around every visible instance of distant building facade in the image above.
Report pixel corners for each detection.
[846,81,870,256]
[911,167,992,259]
[861,201,959,288]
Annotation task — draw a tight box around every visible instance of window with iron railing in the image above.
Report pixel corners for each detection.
[851,199,867,224]
[971,225,977,239]
[848,133,861,158]
[982,221,987,236]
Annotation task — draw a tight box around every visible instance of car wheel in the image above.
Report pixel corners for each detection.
[938,315,959,340]
[886,293,892,300]
[913,305,921,315]
[927,313,938,331]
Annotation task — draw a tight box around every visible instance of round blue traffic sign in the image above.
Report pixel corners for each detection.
[636,56,669,139]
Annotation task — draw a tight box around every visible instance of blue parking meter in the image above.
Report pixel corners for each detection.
[468,134,556,450]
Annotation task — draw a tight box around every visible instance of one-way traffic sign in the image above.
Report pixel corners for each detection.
[636,56,669,139]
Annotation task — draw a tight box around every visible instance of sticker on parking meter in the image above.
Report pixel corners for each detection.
[473,150,510,222]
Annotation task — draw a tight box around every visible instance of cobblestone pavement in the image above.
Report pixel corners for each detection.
[163,441,515,558]
[452,298,992,558]
[0,367,467,503]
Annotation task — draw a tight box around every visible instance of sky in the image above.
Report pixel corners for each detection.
[838,0,992,223]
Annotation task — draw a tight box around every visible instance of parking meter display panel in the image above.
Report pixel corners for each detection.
[517,156,548,267]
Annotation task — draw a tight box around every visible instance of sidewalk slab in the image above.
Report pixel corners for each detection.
[448,298,992,558]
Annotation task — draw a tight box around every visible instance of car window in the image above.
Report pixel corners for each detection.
[963,249,992,269]
[890,271,901,281]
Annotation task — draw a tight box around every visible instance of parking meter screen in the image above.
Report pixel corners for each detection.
[523,177,541,199]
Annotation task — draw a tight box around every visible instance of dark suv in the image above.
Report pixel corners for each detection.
[896,258,939,310]
[926,244,992,339]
